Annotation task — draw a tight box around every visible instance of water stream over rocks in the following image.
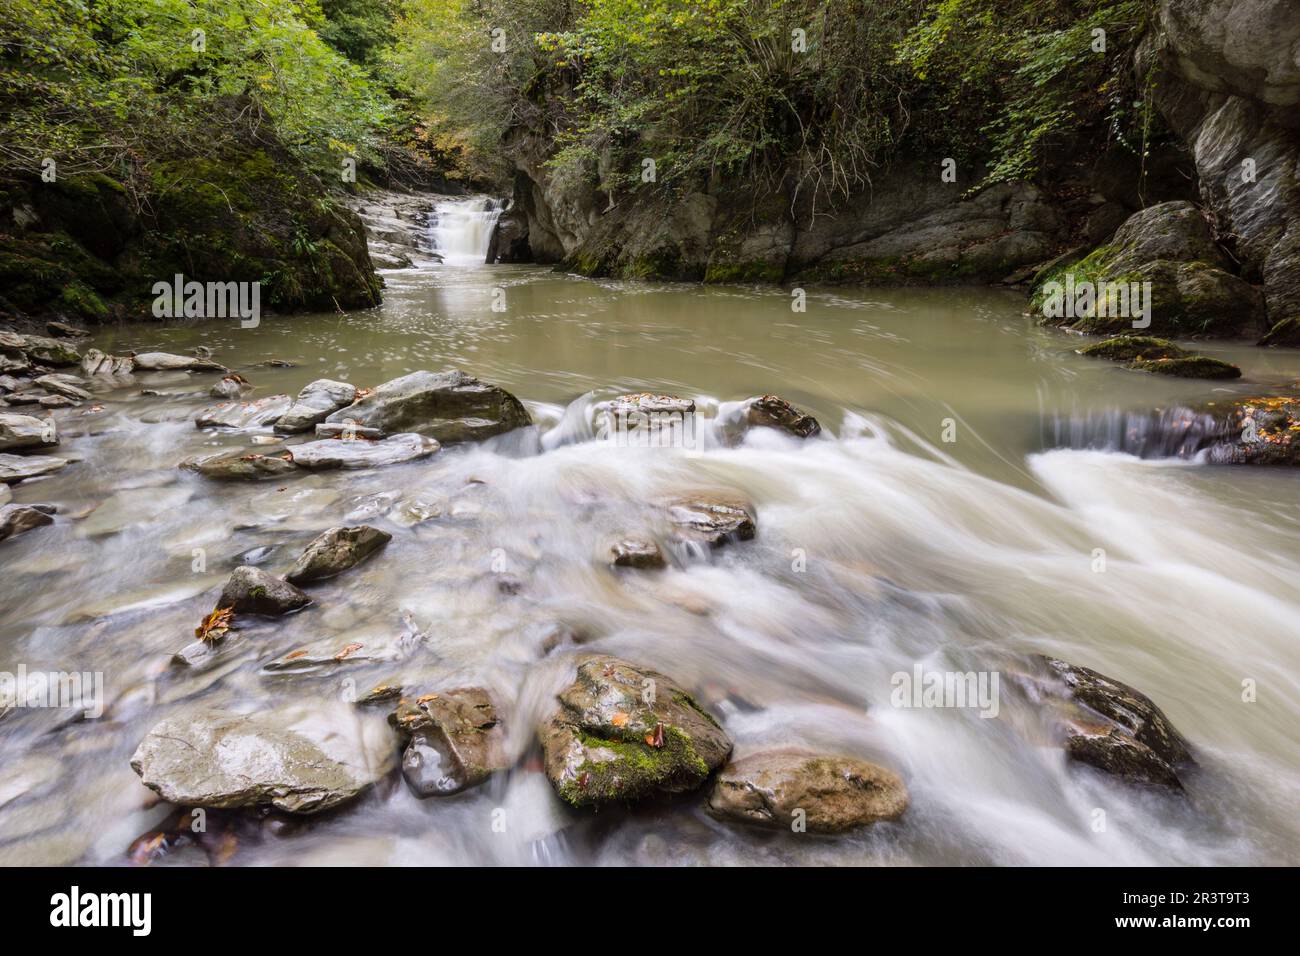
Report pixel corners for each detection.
[1,198,1298,865]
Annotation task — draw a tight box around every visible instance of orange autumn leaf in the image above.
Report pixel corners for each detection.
[611,711,630,728]
[334,642,363,661]
[645,722,665,748]
[195,606,234,644]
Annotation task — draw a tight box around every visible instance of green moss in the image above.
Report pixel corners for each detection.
[1078,335,1185,362]
[557,725,710,807]
[703,260,784,283]
[1129,356,1241,380]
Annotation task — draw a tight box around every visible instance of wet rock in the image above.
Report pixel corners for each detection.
[33,374,93,401]
[263,632,410,672]
[80,348,134,379]
[285,525,391,584]
[1078,336,1242,379]
[217,566,309,616]
[195,395,291,429]
[1037,657,1193,790]
[1206,396,1300,465]
[539,655,732,807]
[0,504,54,542]
[389,687,507,796]
[288,433,439,470]
[1129,355,1241,379]
[664,490,757,548]
[314,421,383,440]
[707,750,908,832]
[610,535,666,569]
[209,374,251,400]
[607,393,696,419]
[46,320,87,339]
[0,452,68,484]
[184,451,299,481]
[0,412,56,451]
[14,335,80,367]
[276,379,358,433]
[324,369,531,443]
[132,351,225,372]
[744,394,821,438]
[37,394,77,409]
[130,704,394,814]
[0,352,29,374]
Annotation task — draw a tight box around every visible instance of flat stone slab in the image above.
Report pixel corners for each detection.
[288,433,439,470]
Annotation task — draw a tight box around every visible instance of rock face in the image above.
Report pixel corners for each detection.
[664,490,757,548]
[285,525,391,584]
[707,750,908,832]
[184,451,299,481]
[130,704,394,814]
[539,656,732,807]
[1078,335,1241,379]
[195,395,291,429]
[1034,201,1266,338]
[0,412,55,452]
[1039,657,1194,790]
[389,687,507,796]
[0,452,68,484]
[217,566,309,616]
[132,351,225,372]
[0,504,54,543]
[324,370,531,443]
[287,433,439,470]
[276,379,358,433]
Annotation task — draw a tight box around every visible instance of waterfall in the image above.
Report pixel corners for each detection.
[428,197,505,266]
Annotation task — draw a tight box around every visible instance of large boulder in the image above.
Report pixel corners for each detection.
[389,687,507,796]
[130,704,394,814]
[217,566,309,616]
[324,370,531,443]
[0,412,55,452]
[285,525,391,584]
[276,379,358,433]
[707,750,908,832]
[539,656,732,807]
[287,433,439,470]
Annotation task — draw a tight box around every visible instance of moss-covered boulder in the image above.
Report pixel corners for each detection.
[1033,201,1267,338]
[1077,335,1241,379]
[540,656,732,807]
[1260,316,1300,347]
[1128,355,1241,379]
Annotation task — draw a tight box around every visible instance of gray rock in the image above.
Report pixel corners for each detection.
[540,655,732,807]
[285,525,392,584]
[33,374,92,401]
[195,395,291,429]
[0,452,69,484]
[132,351,225,372]
[130,704,394,814]
[13,335,80,367]
[0,504,54,542]
[276,379,358,433]
[183,451,300,481]
[314,421,383,440]
[0,412,56,451]
[80,349,134,379]
[288,433,439,470]
[217,566,309,616]
[208,375,250,400]
[389,687,507,796]
[664,490,757,548]
[707,750,908,832]
[46,320,87,339]
[324,369,531,443]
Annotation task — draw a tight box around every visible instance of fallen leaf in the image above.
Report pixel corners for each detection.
[195,606,234,644]
[334,642,364,661]
[645,722,665,748]
[611,711,629,728]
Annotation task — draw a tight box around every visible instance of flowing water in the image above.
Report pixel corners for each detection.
[2,198,1299,866]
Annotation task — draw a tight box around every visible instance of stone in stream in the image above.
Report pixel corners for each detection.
[1078,335,1241,380]
[721,394,822,444]
[80,348,135,379]
[33,374,93,401]
[1032,657,1194,790]
[314,421,383,440]
[539,655,732,807]
[0,504,54,543]
[285,525,391,584]
[609,535,666,569]
[707,750,908,832]
[12,335,81,367]
[217,566,309,616]
[46,320,87,339]
[664,490,757,548]
[37,394,77,409]
[131,351,225,372]
[324,369,531,443]
[0,412,56,451]
[389,687,508,797]
[208,374,250,400]
[183,451,299,481]
[287,433,439,470]
[276,379,358,433]
[195,394,291,429]
[1206,396,1300,465]
[0,353,30,375]
[0,452,69,484]
[130,703,395,814]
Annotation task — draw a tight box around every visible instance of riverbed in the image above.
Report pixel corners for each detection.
[2,206,1298,865]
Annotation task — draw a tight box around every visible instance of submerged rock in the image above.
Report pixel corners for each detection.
[539,656,732,807]
[130,704,394,814]
[324,369,531,443]
[285,525,391,584]
[288,433,439,470]
[184,451,299,481]
[276,379,358,433]
[707,750,908,832]
[217,566,309,616]
[1129,355,1241,379]
[132,351,225,372]
[1037,657,1194,790]
[208,374,251,400]
[0,412,55,452]
[664,490,757,548]
[195,395,291,429]
[0,504,54,543]
[0,452,69,484]
[389,687,507,796]
[609,535,666,569]
[1078,335,1242,379]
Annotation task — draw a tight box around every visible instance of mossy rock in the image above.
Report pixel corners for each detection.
[1078,335,1188,362]
[539,656,732,808]
[1129,355,1241,379]
[1260,316,1300,348]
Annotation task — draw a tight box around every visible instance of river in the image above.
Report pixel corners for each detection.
[1,198,1298,865]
